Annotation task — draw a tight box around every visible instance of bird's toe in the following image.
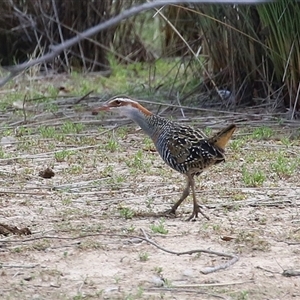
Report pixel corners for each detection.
[163,208,177,218]
[186,213,198,222]
[187,204,210,221]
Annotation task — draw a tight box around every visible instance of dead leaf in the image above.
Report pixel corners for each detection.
[39,167,55,179]
[0,223,31,236]
[221,236,235,241]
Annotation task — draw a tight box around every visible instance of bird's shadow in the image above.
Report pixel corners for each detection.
[133,211,177,219]
[132,210,205,222]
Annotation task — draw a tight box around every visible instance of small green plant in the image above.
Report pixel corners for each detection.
[244,153,259,164]
[251,126,273,140]
[132,149,143,168]
[146,197,154,210]
[15,126,32,137]
[73,293,84,300]
[139,252,149,262]
[230,138,245,151]
[62,121,85,134]
[150,219,168,234]
[163,278,172,287]
[102,165,114,177]
[114,276,121,284]
[114,175,125,184]
[46,85,59,97]
[242,167,266,187]
[136,286,144,298]
[33,239,50,251]
[95,290,104,297]
[271,152,296,176]
[125,150,144,169]
[154,266,163,274]
[105,138,119,152]
[119,207,135,219]
[143,136,154,150]
[238,290,249,300]
[0,147,6,159]
[126,225,136,233]
[117,127,130,138]
[236,231,270,251]
[68,164,82,174]
[39,126,56,138]
[280,137,293,147]
[204,127,212,136]
[62,198,72,205]
[55,149,73,162]
[12,247,22,253]
[78,240,104,250]
[124,294,133,300]
[45,102,59,112]
[258,216,267,225]
[232,192,246,201]
[212,224,221,231]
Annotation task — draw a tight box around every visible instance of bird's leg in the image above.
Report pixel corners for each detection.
[164,176,190,216]
[187,175,210,221]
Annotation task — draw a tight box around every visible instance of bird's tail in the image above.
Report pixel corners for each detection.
[208,124,236,150]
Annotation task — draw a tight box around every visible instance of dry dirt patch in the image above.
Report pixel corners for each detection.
[0,117,300,300]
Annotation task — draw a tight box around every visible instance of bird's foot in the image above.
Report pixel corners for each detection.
[187,205,210,221]
[162,208,177,218]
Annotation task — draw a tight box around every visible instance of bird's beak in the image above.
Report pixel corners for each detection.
[91,103,110,115]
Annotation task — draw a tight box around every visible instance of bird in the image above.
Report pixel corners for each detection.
[93,96,236,221]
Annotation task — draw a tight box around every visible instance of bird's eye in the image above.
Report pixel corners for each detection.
[115,100,121,105]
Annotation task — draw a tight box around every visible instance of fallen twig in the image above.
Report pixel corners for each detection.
[282,269,300,277]
[137,229,239,274]
[256,265,300,277]
[256,265,280,275]
[166,280,254,288]
[0,263,39,269]
[74,90,94,104]
[147,287,227,299]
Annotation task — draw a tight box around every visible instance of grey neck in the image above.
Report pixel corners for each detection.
[126,108,155,137]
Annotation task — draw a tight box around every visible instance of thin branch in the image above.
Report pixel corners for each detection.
[51,0,70,70]
[176,92,186,118]
[0,264,39,269]
[22,94,28,123]
[291,82,300,120]
[282,269,300,277]
[74,90,94,104]
[284,241,300,245]
[170,281,254,288]
[138,229,238,274]
[256,265,300,277]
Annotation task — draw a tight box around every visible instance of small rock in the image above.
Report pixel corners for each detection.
[182,269,194,277]
[151,276,164,286]
[1,136,17,146]
[23,276,33,281]
[104,286,119,293]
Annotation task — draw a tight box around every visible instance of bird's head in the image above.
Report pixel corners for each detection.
[92,97,152,117]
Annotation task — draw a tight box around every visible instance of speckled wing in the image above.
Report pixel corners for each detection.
[166,125,224,166]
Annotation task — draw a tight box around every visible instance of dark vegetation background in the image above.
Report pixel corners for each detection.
[0,0,299,116]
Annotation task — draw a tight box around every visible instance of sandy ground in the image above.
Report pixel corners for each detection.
[0,122,300,300]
